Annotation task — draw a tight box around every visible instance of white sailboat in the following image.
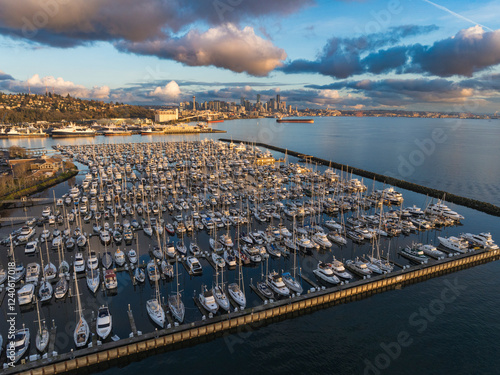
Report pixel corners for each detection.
[35,298,49,352]
[73,276,89,348]
[168,257,185,322]
[146,266,165,327]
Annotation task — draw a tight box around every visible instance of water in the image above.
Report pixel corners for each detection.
[1,117,499,375]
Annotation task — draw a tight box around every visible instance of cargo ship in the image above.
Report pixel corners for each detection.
[276,118,314,124]
[207,119,224,123]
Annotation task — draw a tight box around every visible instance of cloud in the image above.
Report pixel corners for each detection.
[117,24,287,76]
[1,74,110,99]
[0,70,13,80]
[148,81,181,101]
[281,25,438,78]
[283,25,500,79]
[411,26,500,77]
[0,0,313,46]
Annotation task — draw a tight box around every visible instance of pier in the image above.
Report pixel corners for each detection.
[12,247,500,375]
[219,139,500,217]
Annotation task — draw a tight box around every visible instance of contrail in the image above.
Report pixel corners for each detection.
[422,0,493,31]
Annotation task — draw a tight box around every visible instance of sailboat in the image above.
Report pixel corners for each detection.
[168,257,185,322]
[212,264,230,311]
[35,298,49,352]
[73,275,89,348]
[38,248,53,302]
[282,216,303,294]
[43,226,57,280]
[134,234,145,283]
[146,266,165,327]
[228,224,246,308]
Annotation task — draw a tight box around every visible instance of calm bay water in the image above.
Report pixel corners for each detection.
[1,117,499,375]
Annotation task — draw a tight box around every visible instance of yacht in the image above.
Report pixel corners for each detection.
[462,233,499,250]
[313,262,341,284]
[266,271,290,296]
[187,256,203,275]
[96,306,112,340]
[223,249,237,267]
[400,246,429,264]
[345,259,373,277]
[26,262,41,283]
[24,240,38,254]
[128,249,138,264]
[438,236,469,253]
[415,243,446,259]
[257,281,274,299]
[52,124,97,137]
[312,232,332,248]
[212,252,226,269]
[425,203,464,221]
[104,269,117,289]
[330,258,353,280]
[74,253,85,273]
[296,236,315,250]
[87,251,99,270]
[114,248,126,267]
[219,234,234,247]
[199,286,219,314]
[18,283,35,305]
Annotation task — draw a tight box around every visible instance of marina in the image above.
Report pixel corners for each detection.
[0,138,498,373]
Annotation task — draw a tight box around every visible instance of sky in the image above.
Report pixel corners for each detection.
[0,0,500,113]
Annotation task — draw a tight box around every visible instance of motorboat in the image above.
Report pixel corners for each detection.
[199,286,219,314]
[219,234,234,247]
[415,243,446,259]
[400,246,429,264]
[104,269,117,289]
[114,248,126,267]
[18,283,35,305]
[223,249,237,267]
[25,262,40,283]
[128,249,138,264]
[74,252,85,272]
[87,250,99,270]
[134,265,146,283]
[187,256,203,275]
[312,232,332,248]
[313,262,341,284]
[345,259,373,277]
[257,281,274,299]
[330,258,353,279]
[96,305,112,340]
[25,240,38,254]
[266,271,290,296]
[462,233,499,250]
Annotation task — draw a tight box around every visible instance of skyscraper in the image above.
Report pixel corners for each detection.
[192,96,196,111]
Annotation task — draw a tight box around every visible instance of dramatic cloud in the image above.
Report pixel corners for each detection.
[283,25,500,79]
[0,70,13,80]
[0,0,312,75]
[411,26,500,77]
[148,81,181,101]
[281,25,439,78]
[117,24,287,76]
[1,74,110,99]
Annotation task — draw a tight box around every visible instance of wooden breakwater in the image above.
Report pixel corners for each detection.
[12,248,500,375]
[219,139,500,217]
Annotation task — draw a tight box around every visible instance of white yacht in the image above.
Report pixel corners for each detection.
[330,258,353,279]
[96,305,112,340]
[345,259,373,277]
[266,271,290,296]
[26,262,41,283]
[312,232,332,248]
[18,283,35,305]
[462,233,499,250]
[74,252,85,273]
[438,236,469,253]
[114,248,126,267]
[426,203,464,221]
[187,256,203,275]
[313,262,341,284]
[52,124,97,137]
[415,243,446,259]
[400,246,429,264]
[199,286,219,314]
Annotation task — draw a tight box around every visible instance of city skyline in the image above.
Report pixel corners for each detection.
[0,0,500,113]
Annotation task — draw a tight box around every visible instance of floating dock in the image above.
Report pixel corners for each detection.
[11,247,500,375]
